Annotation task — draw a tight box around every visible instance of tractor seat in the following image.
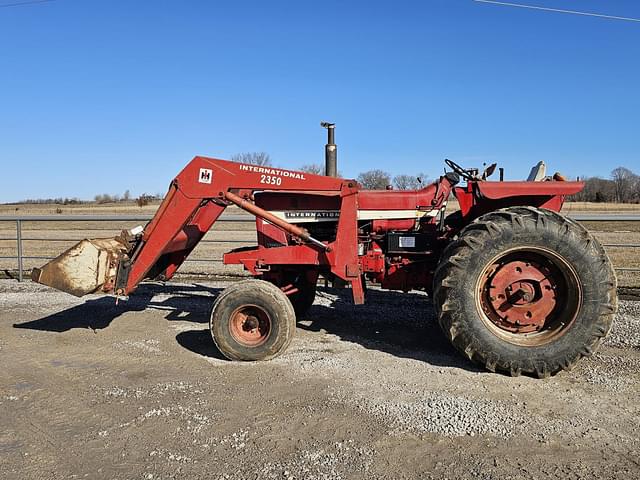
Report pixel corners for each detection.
[527,161,547,181]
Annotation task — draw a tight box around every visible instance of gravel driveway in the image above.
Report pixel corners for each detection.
[1,280,639,479]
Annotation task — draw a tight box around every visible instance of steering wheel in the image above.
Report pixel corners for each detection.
[445,158,476,181]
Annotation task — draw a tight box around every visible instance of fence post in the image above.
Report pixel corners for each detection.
[16,219,23,282]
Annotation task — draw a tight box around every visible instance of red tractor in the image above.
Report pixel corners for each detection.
[34,151,616,377]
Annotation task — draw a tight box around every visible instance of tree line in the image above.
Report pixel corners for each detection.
[231,152,428,190]
[573,167,640,203]
[13,191,162,207]
[13,153,639,204]
[208,153,640,198]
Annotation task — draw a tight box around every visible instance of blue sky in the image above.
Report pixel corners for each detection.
[1,0,639,202]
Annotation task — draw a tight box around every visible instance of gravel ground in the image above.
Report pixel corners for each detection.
[1,279,639,479]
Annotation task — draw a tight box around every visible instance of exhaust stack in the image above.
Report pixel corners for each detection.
[321,121,337,177]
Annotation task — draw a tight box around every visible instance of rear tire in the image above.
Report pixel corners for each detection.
[288,275,317,317]
[276,270,318,317]
[210,280,296,361]
[433,206,617,377]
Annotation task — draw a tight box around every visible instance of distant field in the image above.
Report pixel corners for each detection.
[0,200,164,217]
[0,201,252,278]
[448,200,640,214]
[561,202,640,213]
[3,199,640,217]
[1,201,638,288]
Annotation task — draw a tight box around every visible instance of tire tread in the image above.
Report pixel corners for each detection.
[433,206,617,377]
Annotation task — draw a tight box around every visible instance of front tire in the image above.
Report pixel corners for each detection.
[433,207,617,377]
[210,280,296,361]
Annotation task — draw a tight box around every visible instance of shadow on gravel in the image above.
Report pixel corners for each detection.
[298,287,481,373]
[13,282,478,372]
[175,329,227,360]
[13,283,223,333]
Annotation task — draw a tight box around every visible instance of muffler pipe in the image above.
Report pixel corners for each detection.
[321,121,337,177]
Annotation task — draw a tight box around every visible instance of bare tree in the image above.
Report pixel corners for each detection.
[611,167,636,203]
[393,174,429,190]
[18,197,83,205]
[357,169,391,190]
[136,194,154,207]
[572,175,627,203]
[123,190,131,202]
[571,176,590,202]
[299,163,324,175]
[94,193,115,204]
[231,152,272,166]
[299,163,344,177]
[633,175,640,203]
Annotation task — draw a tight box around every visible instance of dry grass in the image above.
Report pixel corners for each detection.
[580,221,640,289]
[0,201,160,217]
[561,202,640,213]
[444,199,640,214]
[0,201,252,277]
[3,200,638,216]
[1,202,638,287]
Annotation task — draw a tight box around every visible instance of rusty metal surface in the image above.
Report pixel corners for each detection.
[477,248,582,345]
[483,260,557,333]
[229,305,271,347]
[31,237,128,296]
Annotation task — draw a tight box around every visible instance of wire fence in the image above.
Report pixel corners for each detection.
[1,214,639,282]
[0,215,253,281]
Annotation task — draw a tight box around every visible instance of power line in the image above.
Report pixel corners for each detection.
[0,0,56,9]
[474,0,640,23]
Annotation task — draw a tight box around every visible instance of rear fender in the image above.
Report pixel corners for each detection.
[454,180,584,221]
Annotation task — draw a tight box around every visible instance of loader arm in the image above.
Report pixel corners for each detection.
[122,157,365,302]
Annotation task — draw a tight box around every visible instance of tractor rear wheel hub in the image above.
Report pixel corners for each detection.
[484,259,557,333]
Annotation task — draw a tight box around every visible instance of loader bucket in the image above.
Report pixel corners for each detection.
[31,237,129,297]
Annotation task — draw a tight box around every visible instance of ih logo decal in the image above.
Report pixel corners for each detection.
[198,168,213,184]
